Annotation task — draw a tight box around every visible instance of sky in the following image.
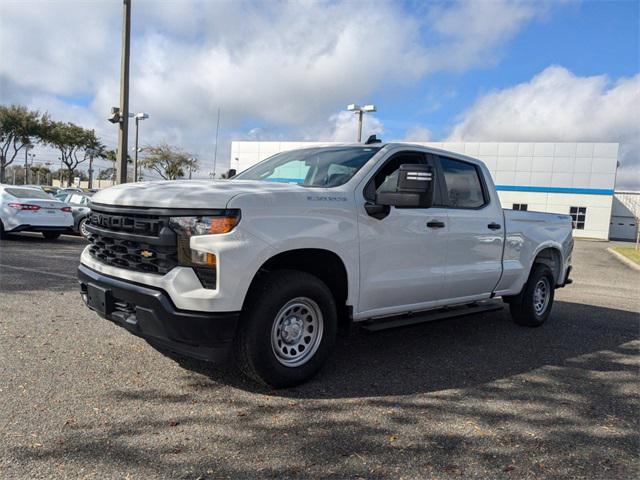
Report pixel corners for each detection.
[1,0,639,187]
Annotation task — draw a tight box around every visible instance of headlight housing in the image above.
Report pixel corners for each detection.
[168,210,240,236]
[169,210,240,289]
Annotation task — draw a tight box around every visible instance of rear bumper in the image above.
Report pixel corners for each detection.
[78,264,239,362]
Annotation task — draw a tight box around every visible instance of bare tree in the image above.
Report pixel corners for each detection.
[139,143,198,180]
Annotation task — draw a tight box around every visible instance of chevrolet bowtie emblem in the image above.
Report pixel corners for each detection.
[139,250,154,258]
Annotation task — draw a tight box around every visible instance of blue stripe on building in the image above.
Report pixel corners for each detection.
[495,185,614,195]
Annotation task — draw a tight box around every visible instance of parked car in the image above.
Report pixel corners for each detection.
[77,143,574,387]
[54,188,83,201]
[62,192,94,237]
[0,185,74,239]
[41,186,61,196]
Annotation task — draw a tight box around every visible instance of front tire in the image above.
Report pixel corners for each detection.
[42,232,61,240]
[509,264,555,327]
[234,270,337,388]
[78,217,90,238]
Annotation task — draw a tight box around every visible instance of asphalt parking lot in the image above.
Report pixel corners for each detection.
[1,234,638,479]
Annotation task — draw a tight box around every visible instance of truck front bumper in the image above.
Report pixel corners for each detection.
[78,264,239,362]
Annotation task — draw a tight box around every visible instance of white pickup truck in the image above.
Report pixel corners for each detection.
[78,142,573,387]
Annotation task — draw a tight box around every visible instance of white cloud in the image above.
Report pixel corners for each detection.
[302,111,385,143]
[424,0,554,71]
[0,0,562,177]
[400,125,433,142]
[449,66,640,189]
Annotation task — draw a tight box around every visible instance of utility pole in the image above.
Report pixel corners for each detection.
[213,107,220,179]
[116,0,132,184]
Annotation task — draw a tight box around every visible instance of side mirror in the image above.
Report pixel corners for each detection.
[376,164,434,208]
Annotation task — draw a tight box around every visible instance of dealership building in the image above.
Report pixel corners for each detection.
[230,141,637,241]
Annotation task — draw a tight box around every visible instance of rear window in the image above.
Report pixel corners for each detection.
[4,188,52,200]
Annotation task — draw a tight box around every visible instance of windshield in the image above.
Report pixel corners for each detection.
[234,146,381,187]
[5,187,52,200]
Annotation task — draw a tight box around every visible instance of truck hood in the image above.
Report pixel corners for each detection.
[90,180,305,209]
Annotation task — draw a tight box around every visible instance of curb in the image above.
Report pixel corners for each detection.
[607,247,640,272]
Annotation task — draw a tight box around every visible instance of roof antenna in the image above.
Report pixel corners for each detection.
[365,134,381,145]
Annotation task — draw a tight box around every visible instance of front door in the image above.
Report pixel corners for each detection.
[357,151,449,318]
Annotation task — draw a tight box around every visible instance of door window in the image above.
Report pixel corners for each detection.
[439,157,486,209]
[364,151,427,201]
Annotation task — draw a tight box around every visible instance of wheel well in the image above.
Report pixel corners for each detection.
[533,247,562,284]
[248,248,350,317]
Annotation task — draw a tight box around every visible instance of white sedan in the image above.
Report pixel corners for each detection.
[0,185,74,240]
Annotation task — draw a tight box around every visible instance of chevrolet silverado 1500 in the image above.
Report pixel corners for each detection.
[78,143,573,387]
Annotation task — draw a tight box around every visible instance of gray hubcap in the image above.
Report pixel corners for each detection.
[533,277,550,315]
[271,297,323,367]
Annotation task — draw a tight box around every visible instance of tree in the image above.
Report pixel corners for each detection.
[43,122,101,187]
[139,143,198,180]
[0,105,50,183]
[97,167,115,180]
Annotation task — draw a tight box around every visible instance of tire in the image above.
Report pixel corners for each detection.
[234,270,337,388]
[509,264,555,327]
[78,218,90,238]
[42,232,61,240]
[0,221,6,240]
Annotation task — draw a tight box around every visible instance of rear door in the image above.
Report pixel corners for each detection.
[436,156,504,301]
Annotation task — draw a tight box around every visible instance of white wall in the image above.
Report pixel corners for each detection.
[497,190,613,239]
[230,141,619,239]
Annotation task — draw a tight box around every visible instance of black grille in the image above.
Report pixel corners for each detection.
[87,209,178,275]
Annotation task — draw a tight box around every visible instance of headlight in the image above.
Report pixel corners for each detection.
[169,210,240,289]
[169,210,240,236]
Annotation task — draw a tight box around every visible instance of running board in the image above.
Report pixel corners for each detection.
[359,300,504,332]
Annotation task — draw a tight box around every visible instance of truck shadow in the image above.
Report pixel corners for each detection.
[165,300,639,399]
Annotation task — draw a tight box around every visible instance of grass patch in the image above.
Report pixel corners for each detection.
[612,246,640,265]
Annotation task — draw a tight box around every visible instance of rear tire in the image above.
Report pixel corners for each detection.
[234,270,337,388]
[0,221,6,240]
[42,232,61,240]
[509,264,555,327]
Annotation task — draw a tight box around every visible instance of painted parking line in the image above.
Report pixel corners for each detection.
[0,264,76,280]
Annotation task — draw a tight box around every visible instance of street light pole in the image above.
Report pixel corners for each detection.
[133,112,148,182]
[23,145,33,185]
[347,104,377,142]
[87,148,95,189]
[116,0,132,184]
[213,107,220,179]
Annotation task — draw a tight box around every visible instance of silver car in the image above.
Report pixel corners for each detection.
[60,192,94,237]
